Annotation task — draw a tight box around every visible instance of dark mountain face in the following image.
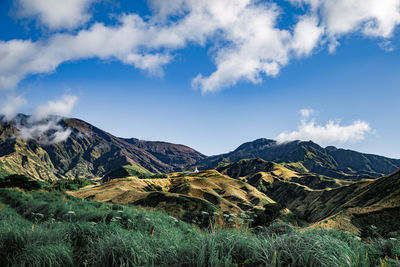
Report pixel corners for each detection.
[0,116,205,180]
[196,138,400,179]
[123,138,204,170]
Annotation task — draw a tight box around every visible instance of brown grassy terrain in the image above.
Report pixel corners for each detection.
[68,170,281,226]
[217,158,351,191]
[264,169,400,237]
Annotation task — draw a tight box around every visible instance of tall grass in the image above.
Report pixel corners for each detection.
[0,188,399,266]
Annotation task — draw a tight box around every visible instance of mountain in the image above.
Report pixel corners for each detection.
[0,115,205,180]
[196,138,400,179]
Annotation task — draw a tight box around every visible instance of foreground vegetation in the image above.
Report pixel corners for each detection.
[0,188,399,266]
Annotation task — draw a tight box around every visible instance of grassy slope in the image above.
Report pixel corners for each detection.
[263,170,400,237]
[1,188,400,266]
[217,158,351,193]
[69,170,280,227]
[215,159,400,237]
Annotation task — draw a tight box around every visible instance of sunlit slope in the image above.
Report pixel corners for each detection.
[217,158,350,190]
[265,169,400,236]
[69,170,282,224]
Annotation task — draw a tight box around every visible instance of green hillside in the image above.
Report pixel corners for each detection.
[1,187,399,266]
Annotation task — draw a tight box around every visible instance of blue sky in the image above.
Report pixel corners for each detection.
[0,0,400,158]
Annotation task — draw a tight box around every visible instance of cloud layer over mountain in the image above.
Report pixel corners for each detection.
[0,95,79,144]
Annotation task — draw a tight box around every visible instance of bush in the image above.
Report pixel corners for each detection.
[0,175,50,190]
[52,178,93,192]
[257,222,295,237]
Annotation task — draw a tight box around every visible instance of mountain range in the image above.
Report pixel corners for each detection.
[196,138,400,179]
[0,115,399,181]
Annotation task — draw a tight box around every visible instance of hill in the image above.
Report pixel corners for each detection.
[0,115,205,180]
[216,158,351,190]
[214,158,400,236]
[196,138,400,179]
[261,169,400,237]
[68,169,287,227]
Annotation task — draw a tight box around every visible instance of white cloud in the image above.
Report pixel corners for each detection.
[0,95,27,121]
[0,94,79,144]
[188,1,291,92]
[0,15,175,89]
[31,95,78,121]
[15,0,96,30]
[1,1,295,92]
[299,108,314,118]
[291,16,324,57]
[276,111,372,144]
[290,0,400,51]
[1,0,400,92]
[17,94,79,144]
[17,118,72,145]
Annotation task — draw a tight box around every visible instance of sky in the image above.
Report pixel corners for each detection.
[0,0,400,158]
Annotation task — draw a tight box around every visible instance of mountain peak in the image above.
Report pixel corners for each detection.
[0,116,206,180]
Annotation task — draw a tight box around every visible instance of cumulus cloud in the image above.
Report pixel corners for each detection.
[0,95,27,121]
[1,0,399,92]
[290,0,400,52]
[291,16,324,57]
[0,15,174,89]
[276,110,372,144]
[15,0,96,30]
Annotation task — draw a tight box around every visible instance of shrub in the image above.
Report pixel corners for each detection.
[52,178,93,192]
[0,174,50,190]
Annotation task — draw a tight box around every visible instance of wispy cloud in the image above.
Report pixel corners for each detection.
[17,119,72,145]
[276,110,372,144]
[299,108,315,119]
[0,94,79,144]
[0,95,27,121]
[0,0,399,92]
[31,95,78,121]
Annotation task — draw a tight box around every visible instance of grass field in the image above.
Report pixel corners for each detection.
[1,188,400,266]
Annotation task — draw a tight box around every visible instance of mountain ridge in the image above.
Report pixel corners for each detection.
[1,115,399,181]
[0,115,205,180]
[195,138,400,179]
